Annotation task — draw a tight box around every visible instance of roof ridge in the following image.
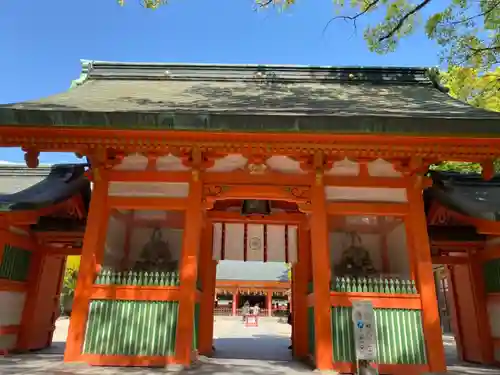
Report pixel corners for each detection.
[79,59,436,85]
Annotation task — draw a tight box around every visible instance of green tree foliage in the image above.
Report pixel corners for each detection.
[328,1,499,74]
[431,66,500,173]
[440,66,500,112]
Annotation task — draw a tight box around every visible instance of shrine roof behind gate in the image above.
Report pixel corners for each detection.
[216,260,289,282]
[426,171,500,222]
[1,60,499,135]
[0,164,90,212]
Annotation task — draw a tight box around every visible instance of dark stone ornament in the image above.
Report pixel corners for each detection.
[135,228,178,272]
[335,232,377,278]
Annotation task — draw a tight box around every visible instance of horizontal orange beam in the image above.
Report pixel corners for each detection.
[79,354,178,367]
[326,202,409,216]
[216,280,291,288]
[4,126,500,150]
[0,280,27,293]
[42,247,82,256]
[330,292,422,309]
[107,197,187,211]
[0,325,20,335]
[91,285,180,301]
[0,230,37,251]
[431,255,469,265]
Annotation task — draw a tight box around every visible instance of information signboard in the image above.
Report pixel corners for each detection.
[352,300,378,375]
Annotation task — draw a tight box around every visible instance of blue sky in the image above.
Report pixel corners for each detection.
[0,0,442,164]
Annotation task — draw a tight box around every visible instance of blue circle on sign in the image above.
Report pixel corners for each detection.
[357,320,364,329]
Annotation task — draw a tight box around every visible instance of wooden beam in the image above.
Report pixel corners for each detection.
[431,256,469,265]
[91,285,180,301]
[41,247,83,256]
[326,202,409,216]
[330,292,422,309]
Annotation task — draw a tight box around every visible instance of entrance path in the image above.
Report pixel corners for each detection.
[0,318,499,374]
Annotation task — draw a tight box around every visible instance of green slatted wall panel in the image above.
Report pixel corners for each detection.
[308,306,315,358]
[332,307,427,364]
[0,245,31,282]
[193,302,200,350]
[83,300,179,356]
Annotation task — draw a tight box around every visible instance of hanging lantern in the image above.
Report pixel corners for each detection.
[135,227,177,272]
[241,200,271,216]
[335,231,377,277]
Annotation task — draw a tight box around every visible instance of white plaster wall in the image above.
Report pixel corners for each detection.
[102,216,126,269]
[385,223,411,278]
[0,334,17,351]
[324,186,407,203]
[108,182,189,197]
[0,291,26,326]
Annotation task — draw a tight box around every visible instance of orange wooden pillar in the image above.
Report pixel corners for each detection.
[232,292,238,316]
[198,224,217,356]
[309,172,334,370]
[406,179,446,372]
[65,174,109,362]
[467,252,494,363]
[293,225,310,359]
[266,291,273,316]
[174,171,203,366]
[16,249,44,351]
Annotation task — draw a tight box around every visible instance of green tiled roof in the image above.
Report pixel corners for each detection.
[0,60,499,135]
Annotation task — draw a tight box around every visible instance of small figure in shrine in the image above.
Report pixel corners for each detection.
[135,228,178,272]
[335,232,377,278]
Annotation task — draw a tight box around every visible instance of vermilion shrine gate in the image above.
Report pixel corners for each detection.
[0,61,500,374]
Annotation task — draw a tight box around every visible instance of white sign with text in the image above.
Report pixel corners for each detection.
[352,300,377,361]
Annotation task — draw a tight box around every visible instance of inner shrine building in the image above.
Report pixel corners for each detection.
[0,60,500,374]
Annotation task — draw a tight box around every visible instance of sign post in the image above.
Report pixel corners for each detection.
[352,300,379,375]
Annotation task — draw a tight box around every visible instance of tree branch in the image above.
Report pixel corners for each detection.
[324,0,381,35]
[378,0,433,42]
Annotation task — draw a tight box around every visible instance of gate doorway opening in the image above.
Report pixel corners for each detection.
[213,260,293,361]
